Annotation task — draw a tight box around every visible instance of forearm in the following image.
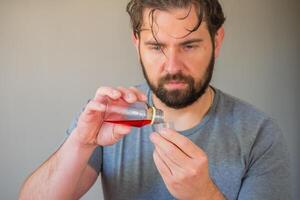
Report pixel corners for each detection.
[19,130,96,200]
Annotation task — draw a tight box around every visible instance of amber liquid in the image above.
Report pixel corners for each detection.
[104,119,152,127]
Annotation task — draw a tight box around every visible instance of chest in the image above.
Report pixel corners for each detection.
[101,127,247,199]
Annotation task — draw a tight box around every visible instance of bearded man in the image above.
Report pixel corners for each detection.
[19,1,291,199]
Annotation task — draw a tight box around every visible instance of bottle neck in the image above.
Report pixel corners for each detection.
[149,106,164,124]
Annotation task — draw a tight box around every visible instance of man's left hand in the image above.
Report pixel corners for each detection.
[150,128,225,200]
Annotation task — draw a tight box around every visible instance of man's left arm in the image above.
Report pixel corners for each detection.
[150,128,226,200]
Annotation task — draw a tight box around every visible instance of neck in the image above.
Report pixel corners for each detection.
[152,86,214,131]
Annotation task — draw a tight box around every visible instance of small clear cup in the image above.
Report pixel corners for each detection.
[153,121,175,133]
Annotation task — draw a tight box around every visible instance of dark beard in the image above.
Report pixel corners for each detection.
[140,53,215,109]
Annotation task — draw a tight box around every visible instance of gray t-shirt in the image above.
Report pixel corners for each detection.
[66,84,291,200]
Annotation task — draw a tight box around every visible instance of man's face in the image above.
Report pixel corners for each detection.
[135,5,221,109]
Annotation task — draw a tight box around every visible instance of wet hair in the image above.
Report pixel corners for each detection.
[126,0,225,39]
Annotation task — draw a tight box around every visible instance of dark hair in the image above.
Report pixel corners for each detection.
[126,0,225,39]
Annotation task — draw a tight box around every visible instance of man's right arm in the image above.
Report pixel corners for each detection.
[19,86,146,199]
[19,130,99,199]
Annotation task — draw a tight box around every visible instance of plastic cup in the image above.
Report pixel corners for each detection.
[153,121,175,133]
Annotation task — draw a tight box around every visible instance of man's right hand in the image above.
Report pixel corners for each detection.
[19,86,148,199]
[71,86,147,148]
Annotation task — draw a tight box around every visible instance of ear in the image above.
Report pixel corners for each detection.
[214,26,225,58]
[131,32,140,54]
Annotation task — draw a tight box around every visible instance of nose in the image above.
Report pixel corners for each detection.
[164,48,183,74]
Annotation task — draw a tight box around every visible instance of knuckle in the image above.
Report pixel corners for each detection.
[180,137,190,147]
[165,146,174,155]
[194,155,208,167]
[96,86,121,99]
[169,177,181,189]
[96,86,109,95]
[188,168,198,178]
[175,172,186,182]
[200,154,208,164]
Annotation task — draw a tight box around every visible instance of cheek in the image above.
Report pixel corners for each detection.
[140,49,164,80]
[142,49,164,67]
[185,44,213,76]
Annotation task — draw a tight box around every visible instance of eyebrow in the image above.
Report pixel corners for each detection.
[180,38,203,46]
[144,38,203,46]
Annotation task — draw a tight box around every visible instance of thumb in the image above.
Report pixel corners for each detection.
[111,124,131,142]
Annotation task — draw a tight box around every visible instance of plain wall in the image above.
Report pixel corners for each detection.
[0,0,299,199]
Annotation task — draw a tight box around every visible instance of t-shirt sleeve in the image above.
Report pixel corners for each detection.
[237,118,292,200]
[65,102,103,175]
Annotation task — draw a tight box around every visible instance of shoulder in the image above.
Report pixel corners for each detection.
[214,88,274,127]
[213,88,283,147]
[212,88,288,168]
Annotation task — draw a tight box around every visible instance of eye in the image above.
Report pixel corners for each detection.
[184,44,198,50]
[150,44,161,51]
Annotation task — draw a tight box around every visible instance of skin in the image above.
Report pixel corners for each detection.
[19,4,225,200]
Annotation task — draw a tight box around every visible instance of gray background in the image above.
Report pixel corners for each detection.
[0,0,299,199]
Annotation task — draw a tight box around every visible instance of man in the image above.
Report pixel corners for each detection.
[19,0,291,199]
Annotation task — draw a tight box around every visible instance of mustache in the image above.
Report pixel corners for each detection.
[160,73,192,83]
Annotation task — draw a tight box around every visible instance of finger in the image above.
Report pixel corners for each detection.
[154,144,185,174]
[94,86,122,101]
[129,86,147,102]
[117,86,137,103]
[77,100,107,124]
[111,124,131,142]
[113,124,131,135]
[159,128,205,159]
[153,149,172,178]
[150,132,191,168]
[85,99,106,111]
[83,99,106,117]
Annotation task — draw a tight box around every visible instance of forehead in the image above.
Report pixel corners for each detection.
[140,5,208,41]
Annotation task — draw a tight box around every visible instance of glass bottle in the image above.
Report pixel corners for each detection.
[102,98,164,127]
